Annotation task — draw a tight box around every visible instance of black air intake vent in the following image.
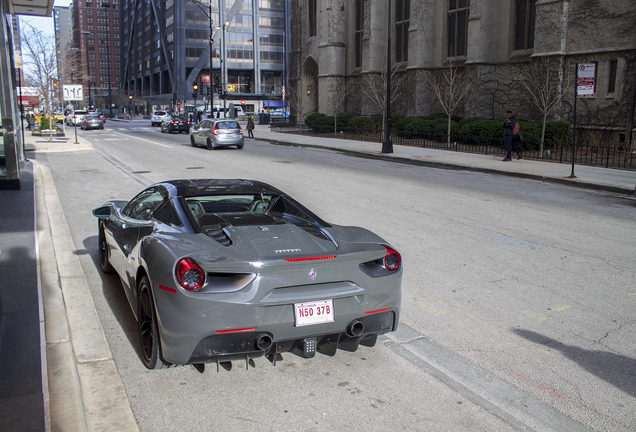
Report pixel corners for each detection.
[205,224,232,246]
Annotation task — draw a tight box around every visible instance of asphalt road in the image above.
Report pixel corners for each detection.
[33,120,636,431]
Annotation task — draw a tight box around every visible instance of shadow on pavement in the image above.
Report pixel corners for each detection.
[513,329,636,398]
[82,236,141,362]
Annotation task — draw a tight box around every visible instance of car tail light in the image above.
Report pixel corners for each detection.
[383,245,401,271]
[186,121,190,125]
[213,126,218,135]
[176,257,205,291]
[171,120,176,124]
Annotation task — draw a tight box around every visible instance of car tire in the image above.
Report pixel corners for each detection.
[190,136,197,147]
[207,138,214,150]
[237,144,243,149]
[100,124,104,130]
[98,221,115,274]
[137,277,169,370]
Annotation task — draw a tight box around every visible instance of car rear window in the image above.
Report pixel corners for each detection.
[215,121,239,129]
[154,111,167,116]
[85,115,99,119]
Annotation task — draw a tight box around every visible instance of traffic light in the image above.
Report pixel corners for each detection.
[129,95,133,101]
[206,85,210,96]
[172,92,177,105]
[199,84,204,96]
[193,82,198,92]
[53,79,58,88]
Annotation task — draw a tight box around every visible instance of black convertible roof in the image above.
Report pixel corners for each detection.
[158,179,285,198]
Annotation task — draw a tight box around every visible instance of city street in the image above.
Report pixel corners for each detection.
[32,120,635,431]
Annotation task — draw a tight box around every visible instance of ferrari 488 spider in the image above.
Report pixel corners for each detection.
[93,179,402,372]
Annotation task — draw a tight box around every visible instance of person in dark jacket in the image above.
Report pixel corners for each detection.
[502,110,520,161]
[246,115,255,139]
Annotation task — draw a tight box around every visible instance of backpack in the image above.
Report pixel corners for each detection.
[513,122,520,135]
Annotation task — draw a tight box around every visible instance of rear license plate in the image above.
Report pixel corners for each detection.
[294,299,334,327]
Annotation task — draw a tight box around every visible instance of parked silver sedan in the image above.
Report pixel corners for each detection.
[80,114,104,130]
[190,119,244,150]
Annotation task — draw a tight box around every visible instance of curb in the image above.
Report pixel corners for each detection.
[263,138,636,196]
[34,162,138,432]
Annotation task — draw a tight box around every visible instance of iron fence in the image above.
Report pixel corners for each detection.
[270,124,635,170]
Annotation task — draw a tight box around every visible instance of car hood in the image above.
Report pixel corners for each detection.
[207,213,336,260]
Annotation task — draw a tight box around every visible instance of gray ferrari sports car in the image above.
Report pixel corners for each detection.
[93,179,402,372]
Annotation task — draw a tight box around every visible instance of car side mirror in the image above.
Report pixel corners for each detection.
[92,205,111,219]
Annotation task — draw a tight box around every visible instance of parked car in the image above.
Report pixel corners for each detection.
[161,115,191,133]
[190,119,244,150]
[93,179,402,371]
[151,110,171,127]
[80,114,104,130]
[66,110,88,126]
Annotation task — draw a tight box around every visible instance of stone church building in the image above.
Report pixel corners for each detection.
[288,0,635,140]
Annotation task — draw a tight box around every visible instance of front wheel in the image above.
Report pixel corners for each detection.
[190,135,197,147]
[98,221,115,274]
[137,277,168,369]
[207,138,214,150]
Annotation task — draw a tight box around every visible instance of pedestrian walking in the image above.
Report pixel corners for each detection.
[246,115,255,139]
[28,113,35,131]
[502,110,519,161]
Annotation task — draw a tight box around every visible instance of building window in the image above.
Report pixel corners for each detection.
[514,0,536,51]
[355,0,363,68]
[308,0,317,37]
[608,60,617,93]
[395,0,409,63]
[447,0,469,57]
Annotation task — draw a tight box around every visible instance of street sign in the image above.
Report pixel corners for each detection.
[63,85,84,101]
[577,63,596,98]
[241,100,245,105]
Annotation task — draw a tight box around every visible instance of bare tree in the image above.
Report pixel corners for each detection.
[427,62,477,145]
[358,63,409,130]
[325,77,349,135]
[286,80,307,125]
[515,56,569,154]
[21,23,59,141]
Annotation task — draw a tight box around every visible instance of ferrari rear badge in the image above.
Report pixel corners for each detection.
[309,268,317,281]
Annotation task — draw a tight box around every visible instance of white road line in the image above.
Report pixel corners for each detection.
[112,131,171,147]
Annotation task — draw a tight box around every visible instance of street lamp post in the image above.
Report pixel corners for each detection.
[82,30,92,109]
[101,1,113,119]
[188,0,216,119]
[129,94,132,119]
[382,0,393,154]
[220,20,229,115]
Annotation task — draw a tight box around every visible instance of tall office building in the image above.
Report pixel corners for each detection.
[121,0,289,113]
[71,0,121,113]
[54,4,74,90]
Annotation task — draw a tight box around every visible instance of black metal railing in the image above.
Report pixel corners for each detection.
[270,124,635,170]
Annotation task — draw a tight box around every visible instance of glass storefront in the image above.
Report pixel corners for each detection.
[0,4,23,189]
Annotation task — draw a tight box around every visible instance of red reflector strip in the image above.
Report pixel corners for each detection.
[365,308,390,315]
[158,284,177,294]
[285,255,337,262]
[215,327,257,334]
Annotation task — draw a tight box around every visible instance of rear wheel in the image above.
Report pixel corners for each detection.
[98,221,114,274]
[137,277,168,369]
[190,136,197,147]
[207,138,214,150]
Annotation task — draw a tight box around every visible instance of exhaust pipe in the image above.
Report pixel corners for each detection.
[255,333,273,351]
[347,320,364,337]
